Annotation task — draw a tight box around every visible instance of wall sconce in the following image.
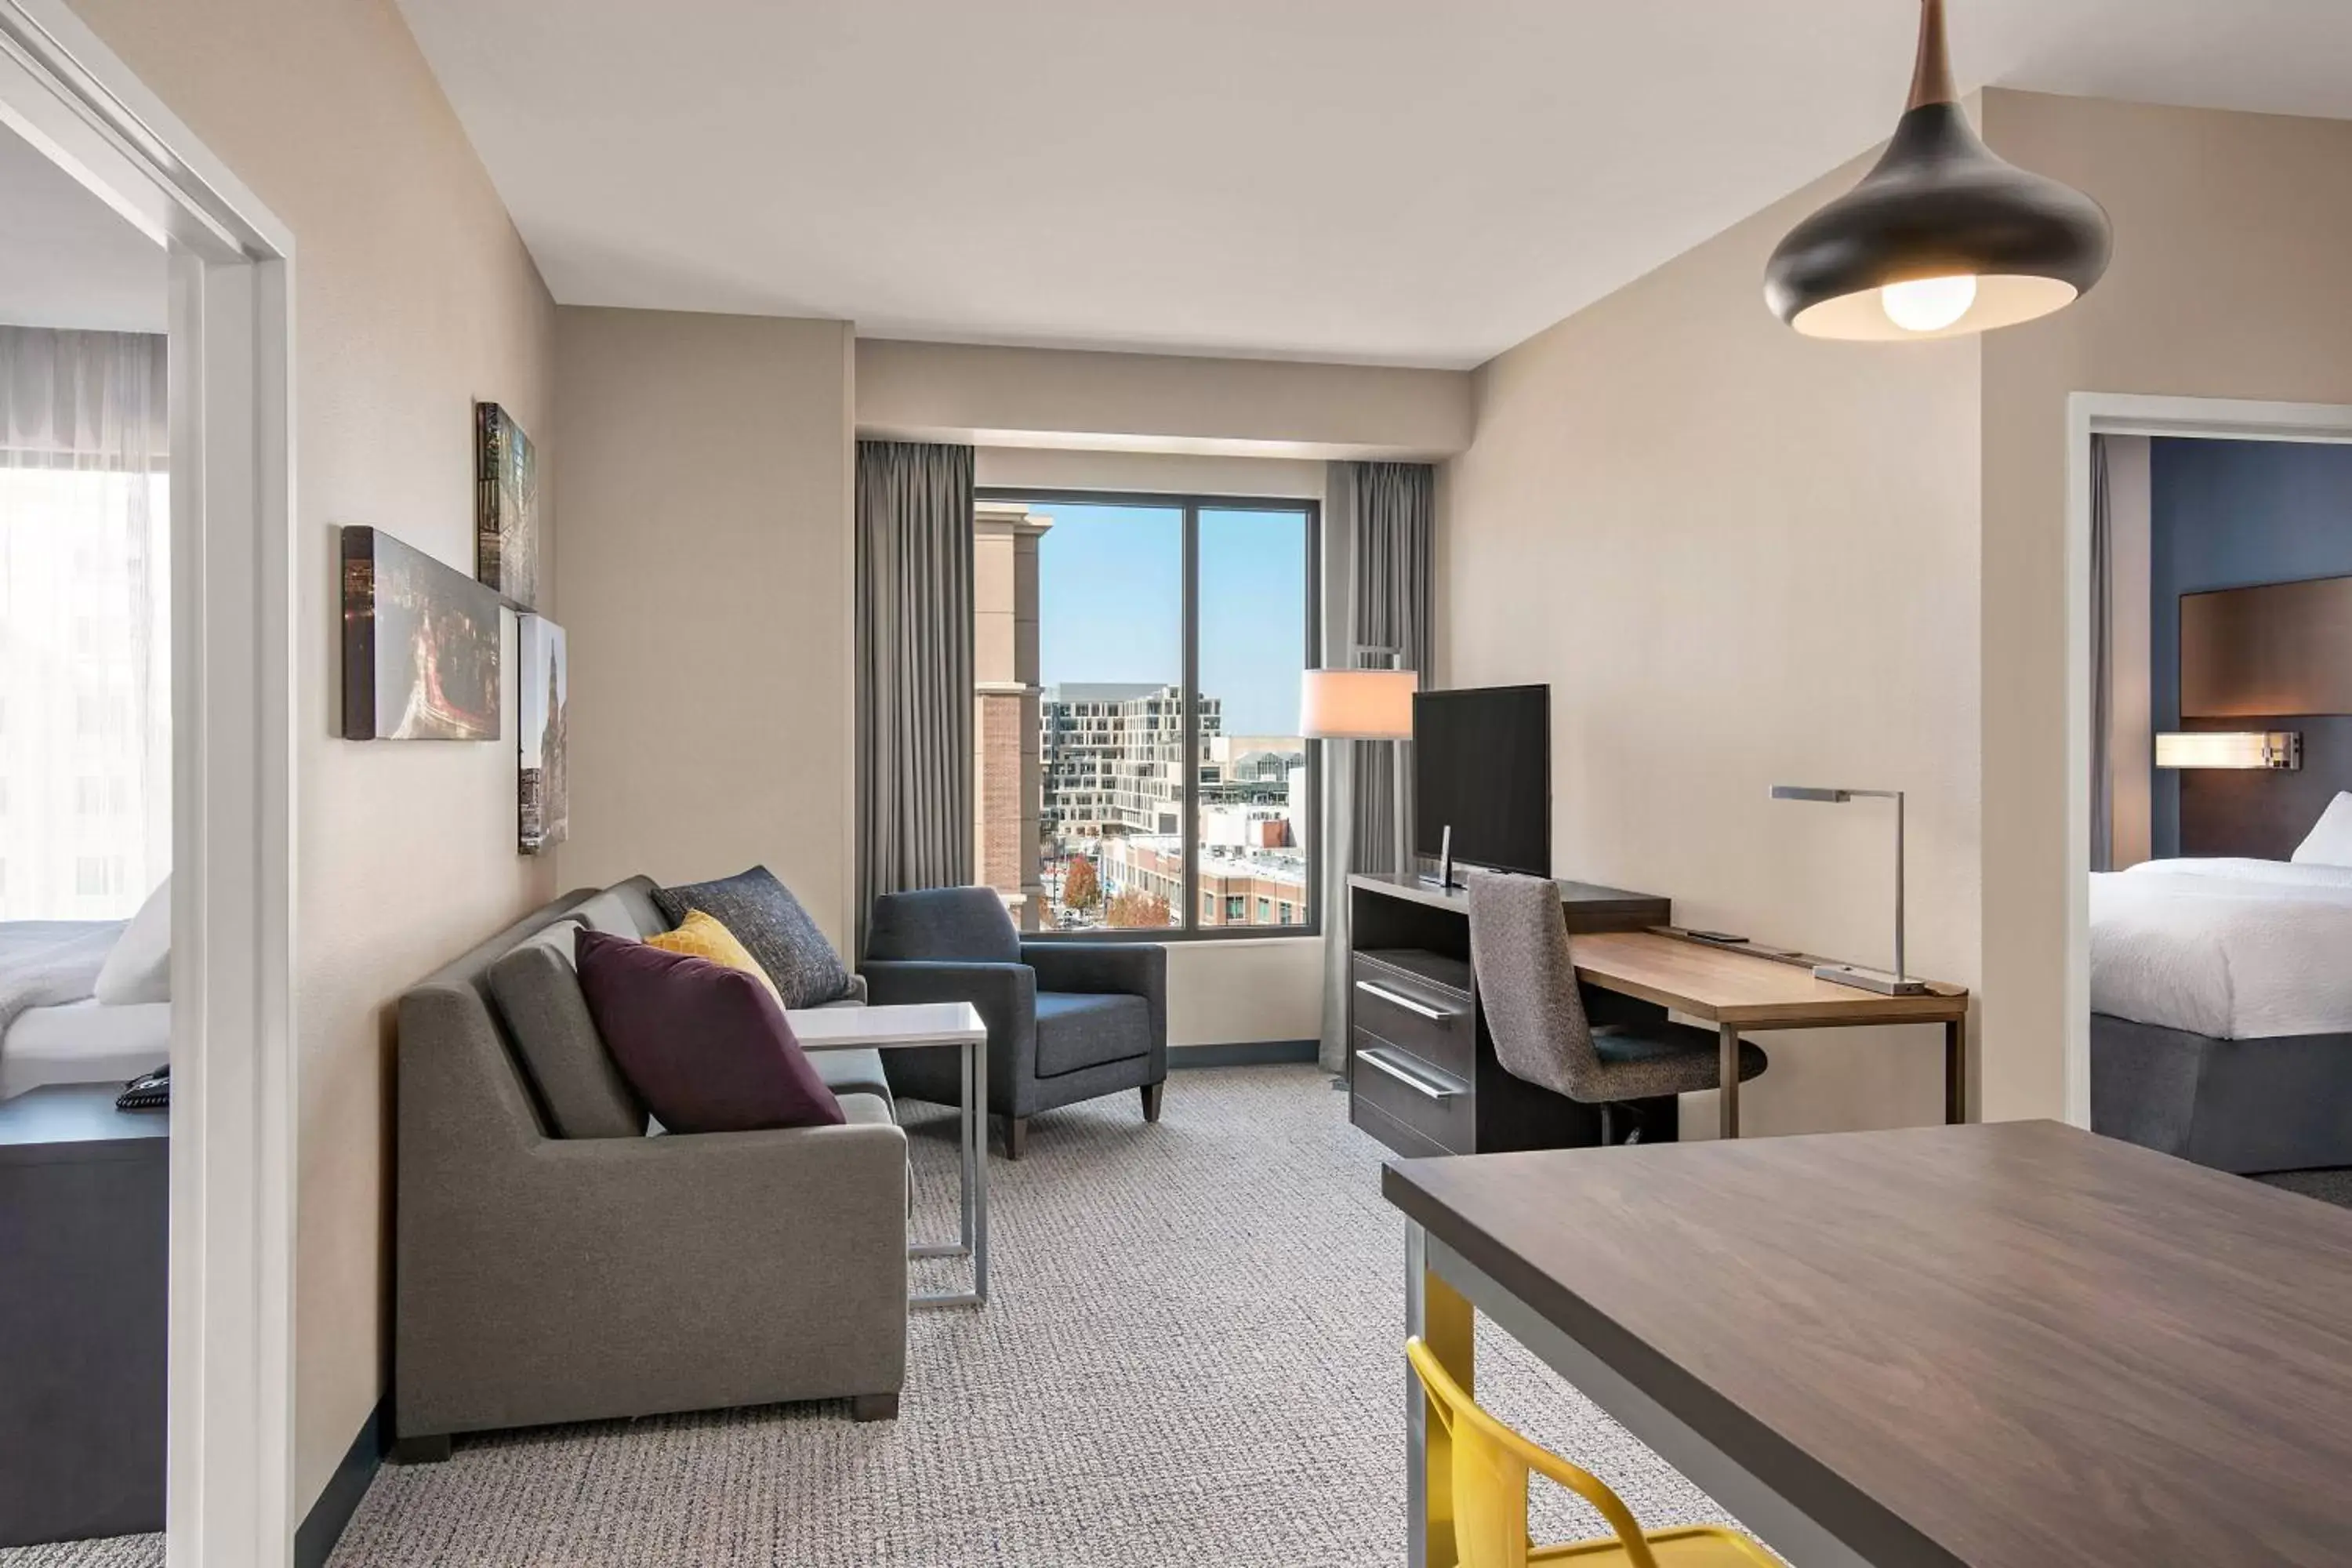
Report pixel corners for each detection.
[2154,732,2302,771]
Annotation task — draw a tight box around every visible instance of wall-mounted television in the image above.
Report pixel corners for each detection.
[1412,684,1551,878]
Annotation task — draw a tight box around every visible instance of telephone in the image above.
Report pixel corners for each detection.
[116,1065,169,1112]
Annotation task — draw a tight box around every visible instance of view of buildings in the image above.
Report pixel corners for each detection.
[973,499,1312,932]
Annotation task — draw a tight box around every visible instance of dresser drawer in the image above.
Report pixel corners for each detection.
[1351,1027,1473,1154]
[1351,955,1473,1080]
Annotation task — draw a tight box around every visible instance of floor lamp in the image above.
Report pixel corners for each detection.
[1301,659,1419,877]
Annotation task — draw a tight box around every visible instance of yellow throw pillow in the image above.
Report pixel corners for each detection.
[646,909,783,1004]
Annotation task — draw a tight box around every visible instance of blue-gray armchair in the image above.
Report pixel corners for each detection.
[862,887,1167,1158]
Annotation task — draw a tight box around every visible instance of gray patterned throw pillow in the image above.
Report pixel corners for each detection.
[651,866,855,1009]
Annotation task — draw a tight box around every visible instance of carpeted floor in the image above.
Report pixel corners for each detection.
[0,1065,1732,1568]
[18,1073,2350,1568]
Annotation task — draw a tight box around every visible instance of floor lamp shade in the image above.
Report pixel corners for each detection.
[1763,0,2111,341]
[1300,668,1417,741]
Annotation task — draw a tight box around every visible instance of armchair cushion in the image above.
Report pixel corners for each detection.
[1034,991,1152,1078]
[867,887,1021,964]
[576,930,843,1134]
[652,866,855,1008]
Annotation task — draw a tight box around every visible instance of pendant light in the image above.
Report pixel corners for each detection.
[1764,0,2111,340]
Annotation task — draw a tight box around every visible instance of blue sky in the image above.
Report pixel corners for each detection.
[1033,503,1309,736]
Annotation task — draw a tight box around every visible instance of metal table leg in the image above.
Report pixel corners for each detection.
[909,1034,987,1310]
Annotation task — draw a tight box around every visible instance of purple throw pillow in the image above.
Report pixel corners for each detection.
[574,929,844,1134]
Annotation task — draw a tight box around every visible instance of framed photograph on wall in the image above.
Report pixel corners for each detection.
[340,526,502,742]
[475,401,539,608]
[518,613,568,854]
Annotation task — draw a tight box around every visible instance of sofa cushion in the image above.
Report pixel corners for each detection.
[575,929,844,1134]
[865,886,1022,965]
[652,866,855,1008]
[601,874,673,938]
[1034,990,1153,1079]
[572,888,649,940]
[486,921,648,1139]
[812,1046,894,1104]
[648,909,782,1002]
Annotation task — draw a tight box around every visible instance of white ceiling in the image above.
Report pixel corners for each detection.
[0,124,166,334]
[397,0,2352,369]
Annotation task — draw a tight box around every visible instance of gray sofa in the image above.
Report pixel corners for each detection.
[392,877,907,1462]
[862,887,1167,1159]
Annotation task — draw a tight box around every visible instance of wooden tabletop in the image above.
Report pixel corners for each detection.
[1571,929,1967,1027]
[1385,1120,2352,1568]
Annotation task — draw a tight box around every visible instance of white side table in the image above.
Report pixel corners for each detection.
[786,1001,988,1309]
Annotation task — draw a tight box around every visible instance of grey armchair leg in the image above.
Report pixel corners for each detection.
[997,1116,1028,1160]
[1142,1083,1164,1123]
[851,1393,900,1422]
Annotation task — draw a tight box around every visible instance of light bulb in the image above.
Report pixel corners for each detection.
[1880,274,1979,333]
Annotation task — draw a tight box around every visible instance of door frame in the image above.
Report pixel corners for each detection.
[2063,393,2352,1129]
[0,4,299,1563]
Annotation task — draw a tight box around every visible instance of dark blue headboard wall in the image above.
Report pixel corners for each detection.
[2152,437,2352,858]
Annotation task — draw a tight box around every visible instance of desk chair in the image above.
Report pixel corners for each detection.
[1407,1338,1775,1567]
[1467,871,1765,1144]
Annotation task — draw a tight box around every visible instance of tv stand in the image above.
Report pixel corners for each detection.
[1345,873,1673,1158]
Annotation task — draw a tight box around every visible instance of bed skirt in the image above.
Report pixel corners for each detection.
[2092,1013,2352,1174]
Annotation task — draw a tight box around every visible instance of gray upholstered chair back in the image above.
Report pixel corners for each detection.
[866,886,1022,964]
[1467,870,1600,1102]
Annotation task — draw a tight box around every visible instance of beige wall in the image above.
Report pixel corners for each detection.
[1441,152,1985,1138]
[554,307,858,944]
[1977,90,2352,1120]
[975,445,1328,499]
[860,338,1472,459]
[66,0,558,1508]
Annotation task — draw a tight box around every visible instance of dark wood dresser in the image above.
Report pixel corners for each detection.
[0,1083,169,1548]
[1346,873,1672,1158]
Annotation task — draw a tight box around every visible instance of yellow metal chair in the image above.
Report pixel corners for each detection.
[1406,1338,1778,1567]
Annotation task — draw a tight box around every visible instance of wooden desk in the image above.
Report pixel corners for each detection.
[1571,931,1969,1138]
[1388,1120,2352,1568]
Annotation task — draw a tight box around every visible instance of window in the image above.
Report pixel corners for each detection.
[974,491,1318,937]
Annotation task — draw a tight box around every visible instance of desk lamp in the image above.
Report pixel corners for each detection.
[1769,786,1929,996]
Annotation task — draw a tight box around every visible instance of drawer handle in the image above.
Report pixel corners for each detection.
[1356,980,1454,1022]
[1357,1047,1465,1101]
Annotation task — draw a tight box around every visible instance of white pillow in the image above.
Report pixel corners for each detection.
[2292,793,2352,868]
[95,873,172,1005]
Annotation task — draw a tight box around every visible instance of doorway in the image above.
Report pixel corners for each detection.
[2065,394,2352,1165]
[0,2,297,1564]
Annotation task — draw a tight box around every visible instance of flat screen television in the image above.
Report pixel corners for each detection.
[1413,684,1551,878]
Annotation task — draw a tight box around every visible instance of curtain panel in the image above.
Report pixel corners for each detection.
[0,327,170,920]
[1319,459,1435,1073]
[854,441,976,947]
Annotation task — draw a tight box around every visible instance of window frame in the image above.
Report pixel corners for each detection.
[982,485,1323,944]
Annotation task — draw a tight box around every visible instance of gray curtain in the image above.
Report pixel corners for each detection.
[2089,434,2114,873]
[1319,460,1436,1074]
[855,441,975,948]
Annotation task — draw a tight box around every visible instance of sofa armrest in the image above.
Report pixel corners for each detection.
[396,1118,909,1438]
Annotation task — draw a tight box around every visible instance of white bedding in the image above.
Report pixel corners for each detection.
[2089,858,2352,1040]
[0,999,172,1100]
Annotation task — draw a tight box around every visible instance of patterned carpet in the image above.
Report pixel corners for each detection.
[0,1065,1732,1567]
[25,1068,2347,1567]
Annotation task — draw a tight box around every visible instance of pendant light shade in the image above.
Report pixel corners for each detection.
[1765,0,2111,341]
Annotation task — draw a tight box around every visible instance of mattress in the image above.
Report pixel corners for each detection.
[2089,858,2352,1040]
[0,999,171,1101]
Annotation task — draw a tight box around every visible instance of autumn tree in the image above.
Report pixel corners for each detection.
[1061,856,1102,913]
[1106,890,1171,928]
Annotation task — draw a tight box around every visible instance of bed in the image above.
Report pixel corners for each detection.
[2091,853,2352,1173]
[0,916,171,1102]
